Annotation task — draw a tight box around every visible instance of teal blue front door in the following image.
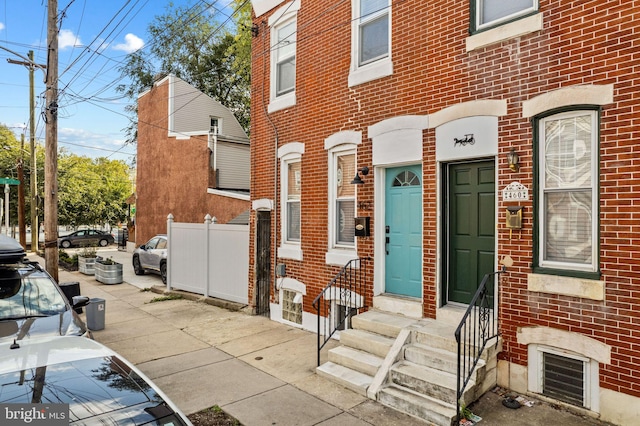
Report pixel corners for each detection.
[385,165,422,298]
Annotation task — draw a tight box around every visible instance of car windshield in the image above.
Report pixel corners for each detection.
[0,355,188,426]
[0,269,67,319]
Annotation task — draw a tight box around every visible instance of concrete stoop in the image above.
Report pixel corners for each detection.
[316,310,500,426]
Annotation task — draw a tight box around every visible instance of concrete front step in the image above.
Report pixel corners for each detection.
[378,384,457,426]
[351,310,419,339]
[316,361,372,396]
[340,328,395,358]
[413,318,501,362]
[373,294,423,319]
[390,361,477,406]
[404,343,487,383]
[328,345,384,377]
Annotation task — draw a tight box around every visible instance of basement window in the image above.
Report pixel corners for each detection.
[530,345,598,410]
[282,289,302,325]
[542,351,585,407]
[335,303,358,331]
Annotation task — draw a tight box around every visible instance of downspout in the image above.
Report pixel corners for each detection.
[260,20,280,297]
[212,128,218,188]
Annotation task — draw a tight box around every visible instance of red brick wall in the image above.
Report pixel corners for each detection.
[137,80,250,247]
[250,1,640,396]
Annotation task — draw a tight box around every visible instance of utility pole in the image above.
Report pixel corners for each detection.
[45,0,59,280]
[29,51,38,254]
[18,134,25,248]
[6,50,45,254]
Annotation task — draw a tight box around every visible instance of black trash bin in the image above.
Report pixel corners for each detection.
[86,298,106,331]
[59,281,82,313]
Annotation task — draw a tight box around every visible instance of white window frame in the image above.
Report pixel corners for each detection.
[474,0,538,32]
[327,147,358,265]
[276,277,306,328]
[528,344,599,411]
[348,0,393,87]
[278,142,304,260]
[209,116,222,134]
[325,132,361,265]
[537,110,598,273]
[268,0,300,113]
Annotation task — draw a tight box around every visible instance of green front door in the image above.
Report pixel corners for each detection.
[385,165,422,298]
[447,161,495,304]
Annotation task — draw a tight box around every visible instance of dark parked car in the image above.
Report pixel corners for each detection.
[0,336,192,425]
[58,229,115,248]
[0,235,91,342]
[133,235,168,284]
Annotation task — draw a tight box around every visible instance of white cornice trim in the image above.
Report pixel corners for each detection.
[368,115,429,139]
[518,326,611,364]
[522,84,615,118]
[251,0,284,18]
[324,131,362,150]
[429,100,507,128]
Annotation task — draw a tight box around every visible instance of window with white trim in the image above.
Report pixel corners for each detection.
[268,1,299,112]
[529,345,599,410]
[325,133,360,265]
[536,110,598,274]
[277,277,306,327]
[285,160,301,242]
[358,0,389,65]
[210,117,221,134]
[274,20,295,96]
[331,151,356,248]
[472,0,537,32]
[349,0,392,87]
[278,143,303,260]
[282,289,303,324]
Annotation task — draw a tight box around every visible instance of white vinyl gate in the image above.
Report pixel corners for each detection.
[166,214,249,304]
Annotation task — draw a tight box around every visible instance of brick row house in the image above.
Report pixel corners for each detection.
[136,75,250,246]
[248,0,639,424]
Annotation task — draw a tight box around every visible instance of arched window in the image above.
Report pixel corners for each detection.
[392,170,420,187]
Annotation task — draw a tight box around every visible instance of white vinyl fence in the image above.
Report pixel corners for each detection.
[166,214,249,304]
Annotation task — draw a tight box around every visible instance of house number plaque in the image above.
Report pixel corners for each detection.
[502,181,529,201]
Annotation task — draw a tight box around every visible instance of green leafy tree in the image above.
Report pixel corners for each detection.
[0,124,44,229]
[117,0,252,144]
[57,155,131,228]
[0,124,131,231]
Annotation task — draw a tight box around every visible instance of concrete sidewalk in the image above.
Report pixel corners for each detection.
[47,248,613,426]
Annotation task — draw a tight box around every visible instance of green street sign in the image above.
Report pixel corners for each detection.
[0,178,20,185]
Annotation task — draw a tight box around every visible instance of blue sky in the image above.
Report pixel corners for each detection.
[0,0,235,164]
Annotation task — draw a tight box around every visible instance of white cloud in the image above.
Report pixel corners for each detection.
[112,33,144,53]
[58,127,135,160]
[0,22,5,31]
[58,29,82,49]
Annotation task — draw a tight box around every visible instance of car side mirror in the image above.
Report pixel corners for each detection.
[139,244,146,250]
[72,295,90,308]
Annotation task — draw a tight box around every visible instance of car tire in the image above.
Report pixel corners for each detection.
[99,239,109,247]
[160,262,167,285]
[133,256,145,275]
[61,240,71,249]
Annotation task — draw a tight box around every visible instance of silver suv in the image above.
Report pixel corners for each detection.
[132,235,168,284]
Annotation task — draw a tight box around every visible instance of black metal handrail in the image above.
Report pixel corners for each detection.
[454,267,503,424]
[312,257,371,366]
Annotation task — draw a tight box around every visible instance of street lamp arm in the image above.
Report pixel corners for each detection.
[1,46,47,81]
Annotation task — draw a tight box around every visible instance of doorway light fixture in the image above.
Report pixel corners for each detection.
[507,148,520,172]
[351,166,369,185]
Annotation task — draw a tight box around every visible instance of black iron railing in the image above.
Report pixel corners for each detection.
[455,267,503,424]
[312,257,371,366]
